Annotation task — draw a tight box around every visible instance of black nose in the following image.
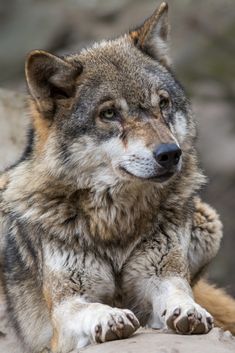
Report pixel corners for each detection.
[154,143,182,169]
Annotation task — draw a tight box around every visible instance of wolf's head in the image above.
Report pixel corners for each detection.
[25,2,198,190]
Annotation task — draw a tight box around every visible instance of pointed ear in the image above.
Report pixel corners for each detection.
[130,2,170,67]
[25,50,83,118]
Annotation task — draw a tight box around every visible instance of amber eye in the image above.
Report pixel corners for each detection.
[100,108,117,120]
[159,95,170,110]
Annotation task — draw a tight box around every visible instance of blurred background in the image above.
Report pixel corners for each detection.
[0,0,234,294]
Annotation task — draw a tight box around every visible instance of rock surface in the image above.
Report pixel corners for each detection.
[82,328,235,353]
[0,88,28,171]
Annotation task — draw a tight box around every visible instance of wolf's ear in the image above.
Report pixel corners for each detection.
[25,50,82,118]
[130,2,170,67]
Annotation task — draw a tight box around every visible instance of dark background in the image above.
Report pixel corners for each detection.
[0,0,234,294]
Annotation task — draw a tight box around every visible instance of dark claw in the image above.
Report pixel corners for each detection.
[206,316,214,330]
[126,313,134,321]
[207,316,213,325]
[95,324,101,334]
[173,308,181,318]
[197,313,202,321]
[108,319,114,328]
[118,316,124,324]
[187,309,195,318]
[126,313,140,329]
[95,324,102,343]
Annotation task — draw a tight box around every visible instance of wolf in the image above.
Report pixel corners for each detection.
[0,2,234,353]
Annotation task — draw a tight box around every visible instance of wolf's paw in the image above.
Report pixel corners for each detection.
[91,307,140,343]
[52,303,140,353]
[166,303,213,334]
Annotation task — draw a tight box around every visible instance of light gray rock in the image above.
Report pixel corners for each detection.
[0,1,70,87]
[82,328,235,353]
[0,88,28,172]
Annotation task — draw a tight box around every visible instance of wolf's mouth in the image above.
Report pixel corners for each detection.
[119,166,175,183]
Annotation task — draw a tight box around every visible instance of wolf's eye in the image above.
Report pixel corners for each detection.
[159,95,170,110]
[100,108,117,120]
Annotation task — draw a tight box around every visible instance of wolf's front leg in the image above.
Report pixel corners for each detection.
[152,199,222,333]
[149,277,213,334]
[43,246,139,353]
[122,237,213,335]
